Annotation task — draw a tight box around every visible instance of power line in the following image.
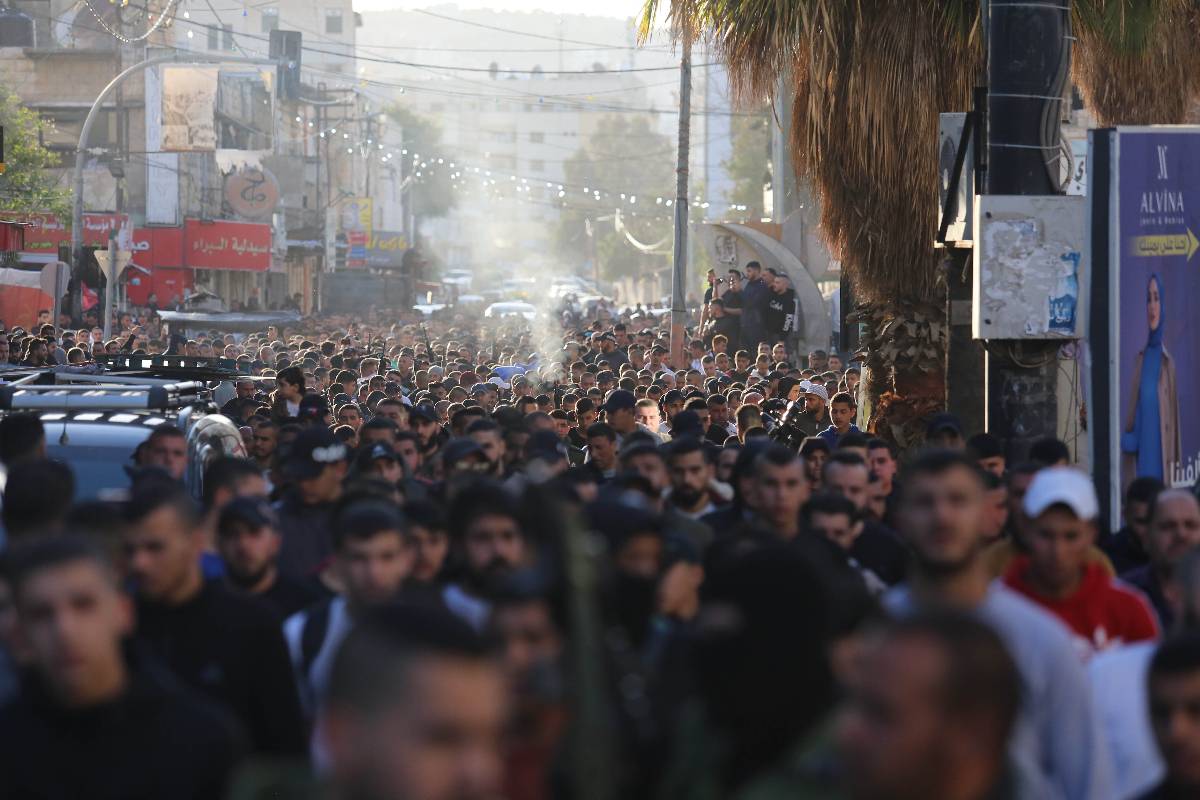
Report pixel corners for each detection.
[411,8,660,51]
[173,18,713,75]
[140,0,703,75]
[296,62,756,118]
[25,3,755,119]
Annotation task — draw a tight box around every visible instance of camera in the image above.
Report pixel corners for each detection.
[767,401,812,451]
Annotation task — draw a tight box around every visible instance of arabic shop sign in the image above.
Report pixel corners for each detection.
[224,167,281,220]
[17,213,129,254]
[184,218,271,272]
[366,231,409,267]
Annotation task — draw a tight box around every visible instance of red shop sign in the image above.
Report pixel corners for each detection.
[131,227,184,267]
[184,218,271,272]
[18,213,129,254]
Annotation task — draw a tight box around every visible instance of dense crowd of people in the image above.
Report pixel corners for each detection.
[1,263,1200,800]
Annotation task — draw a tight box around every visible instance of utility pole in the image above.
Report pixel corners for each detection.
[314,98,323,230]
[364,112,373,198]
[669,39,691,371]
[102,230,116,340]
[982,0,1071,458]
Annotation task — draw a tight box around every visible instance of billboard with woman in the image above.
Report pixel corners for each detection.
[1102,129,1200,499]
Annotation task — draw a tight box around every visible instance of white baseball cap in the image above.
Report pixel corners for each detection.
[1022,467,1099,521]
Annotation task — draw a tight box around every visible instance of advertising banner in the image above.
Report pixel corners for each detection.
[365,230,408,268]
[184,218,271,271]
[161,66,218,152]
[1113,129,1200,490]
[18,213,128,257]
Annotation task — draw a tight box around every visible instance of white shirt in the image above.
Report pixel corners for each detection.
[283,596,352,719]
[443,584,491,631]
[283,597,353,771]
[1088,642,1162,799]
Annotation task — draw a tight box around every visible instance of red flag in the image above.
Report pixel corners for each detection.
[80,281,98,311]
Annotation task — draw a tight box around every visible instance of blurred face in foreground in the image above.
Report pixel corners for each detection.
[755,458,809,537]
[338,531,414,611]
[464,514,526,582]
[838,632,1001,800]
[898,465,984,575]
[327,655,508,800]
[1150,666,1200,793]
[17,560,133,708]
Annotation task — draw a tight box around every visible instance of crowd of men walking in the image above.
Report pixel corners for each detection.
[0,266,1199,800]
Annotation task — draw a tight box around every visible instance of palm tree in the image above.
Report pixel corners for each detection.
[641,0,1200,444]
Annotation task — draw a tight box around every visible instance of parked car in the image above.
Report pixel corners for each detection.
[0,362,247,501]
[442,268,474,292]
[484,301,538,322]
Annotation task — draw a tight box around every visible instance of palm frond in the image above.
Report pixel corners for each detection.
[649,0,1200,305]
[1073,0,1200,124]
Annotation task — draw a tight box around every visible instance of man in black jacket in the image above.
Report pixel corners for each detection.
[275,427,348,578]
[765,270,802,356]
[0,536,245,798]
[123,479,308,757]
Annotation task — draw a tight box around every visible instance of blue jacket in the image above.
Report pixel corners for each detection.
[817,424,860,447]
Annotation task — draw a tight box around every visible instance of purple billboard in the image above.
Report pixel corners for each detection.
[1114,130,1200,491]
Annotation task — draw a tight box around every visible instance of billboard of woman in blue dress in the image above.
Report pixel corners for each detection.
[1122,273,1181,483]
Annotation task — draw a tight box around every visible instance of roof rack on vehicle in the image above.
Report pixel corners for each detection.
[0,380,208,411]
[97,354,247,377]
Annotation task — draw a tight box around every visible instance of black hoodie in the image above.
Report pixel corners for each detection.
[0,649,246,799]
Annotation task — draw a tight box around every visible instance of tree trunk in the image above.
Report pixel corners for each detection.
[852,300,947,448]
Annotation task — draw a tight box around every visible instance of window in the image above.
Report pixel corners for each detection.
[529,159,545,172]
[324,9,343,34]
[261,7,278,32]
[221,24,234,51]
[206,24,219,50]
[0,9,34,47]
[529,131,544,144]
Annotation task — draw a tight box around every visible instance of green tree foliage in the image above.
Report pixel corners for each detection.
[385,104,456,222]
[556,115,674,281]
[723,110,770,218]
[0,90,70,218]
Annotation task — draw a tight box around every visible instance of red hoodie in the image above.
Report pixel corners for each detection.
[1004,556,1159,655]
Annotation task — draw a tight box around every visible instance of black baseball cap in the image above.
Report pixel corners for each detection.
[283,427,348,480]
[526,430,568,463]
[926,412,965,439]
[602,389,637,413]
[216,497,277,537]
[355,442,398,472]
[410,403,440,424]
[442,437,486,467]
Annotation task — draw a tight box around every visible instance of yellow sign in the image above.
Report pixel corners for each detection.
[1130,229,1200,260]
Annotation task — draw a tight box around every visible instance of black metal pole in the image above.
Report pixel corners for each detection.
[983,0,1072,461]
